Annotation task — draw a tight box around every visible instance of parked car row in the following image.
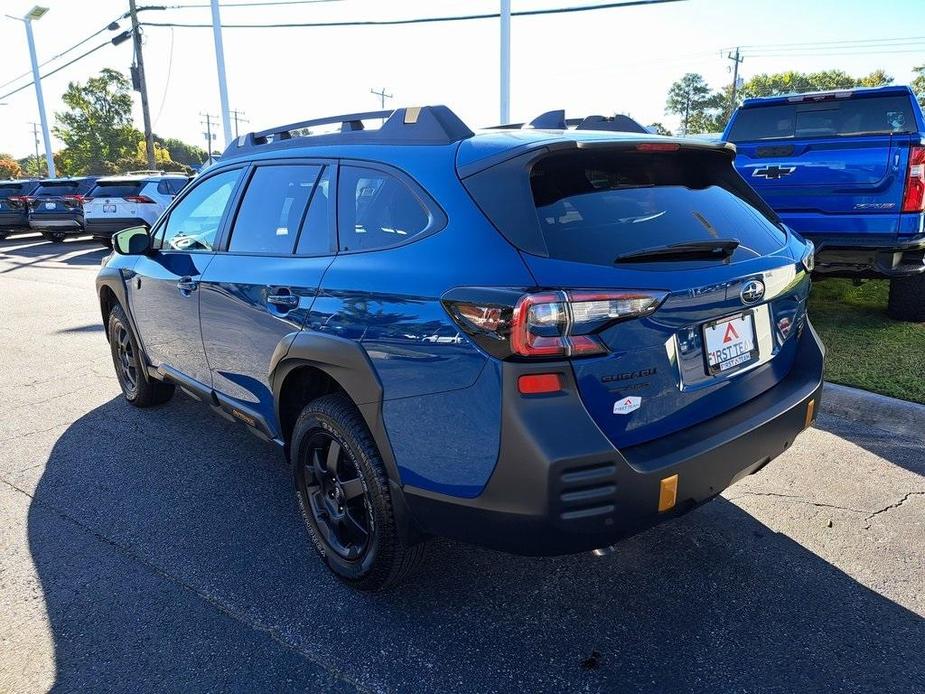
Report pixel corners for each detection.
[0,172,189,246]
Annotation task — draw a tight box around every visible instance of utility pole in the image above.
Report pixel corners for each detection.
[369,87,393,110]
[128,0,156,169]
[201,113,218,164]
[29,122,42,176]
[210,0,233,148]
[229,109,249,139]
[727,47,744,115]
[500,0,511,124]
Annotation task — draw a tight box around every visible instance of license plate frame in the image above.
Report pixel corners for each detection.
[44,201,56,210]
[103,203,117,213]
[702,310,759,376]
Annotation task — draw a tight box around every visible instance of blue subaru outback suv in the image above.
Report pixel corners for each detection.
[97,105,824,590]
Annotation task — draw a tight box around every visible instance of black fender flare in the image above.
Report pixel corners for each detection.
[96,267,157,384]
[269,331,400,483]
[270,331,425,544]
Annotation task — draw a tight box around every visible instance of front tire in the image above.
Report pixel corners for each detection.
[107,304,175,407]
[887,274,925,322]
[292,394,426,591]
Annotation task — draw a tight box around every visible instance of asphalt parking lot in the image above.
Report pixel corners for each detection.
[0,232,922,693]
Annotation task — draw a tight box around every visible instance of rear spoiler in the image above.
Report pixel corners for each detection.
[457,137,736,179]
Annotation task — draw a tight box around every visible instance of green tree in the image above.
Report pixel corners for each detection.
[857,69,894,87]
[155,136,207,167]
[53,68,142,175]
[912,65,925,108]
[666,73,720,135]
[647,122,673,136]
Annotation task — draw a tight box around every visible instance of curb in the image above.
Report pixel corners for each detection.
[820,382,925,439]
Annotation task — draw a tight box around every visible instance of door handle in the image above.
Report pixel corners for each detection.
[177,277,199,295]
[268,293,299,308]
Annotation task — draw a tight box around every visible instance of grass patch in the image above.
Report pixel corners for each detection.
[808,278,925,404]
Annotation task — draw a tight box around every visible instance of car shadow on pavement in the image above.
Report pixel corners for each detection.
[814,412,924,477]
[0,234,106,271]
[26,395,925,692]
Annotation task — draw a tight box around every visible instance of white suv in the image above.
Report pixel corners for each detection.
[84,173,189,246]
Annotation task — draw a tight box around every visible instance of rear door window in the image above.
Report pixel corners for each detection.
[337,166,431,252]
[228,164,321,254]
[528,150,786,266]
[296,166,334,256]
[728,95,916,141]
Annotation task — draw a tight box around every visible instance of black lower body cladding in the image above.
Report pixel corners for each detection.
[402,322,825,556]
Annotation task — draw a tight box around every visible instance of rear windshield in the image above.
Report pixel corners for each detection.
[35,182,81,197]
[727,95,916,141]
[88,181,144,198]
[526,150,786,265]
[0,182,36,196]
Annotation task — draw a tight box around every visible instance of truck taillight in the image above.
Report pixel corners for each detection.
[902,146,925,213]
[443,288,667,360]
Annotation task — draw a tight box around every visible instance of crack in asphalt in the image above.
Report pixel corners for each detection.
[864,491,925,530]
[0,476,368,693]
[727,490,869,515]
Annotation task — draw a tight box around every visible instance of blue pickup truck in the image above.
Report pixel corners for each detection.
[723,85,925,321]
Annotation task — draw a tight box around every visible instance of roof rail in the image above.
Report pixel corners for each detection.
[487,110,648,134]
[127,170,166,175]
[224,105,474,156]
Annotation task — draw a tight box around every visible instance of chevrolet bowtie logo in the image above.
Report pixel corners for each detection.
[752,165,796,180]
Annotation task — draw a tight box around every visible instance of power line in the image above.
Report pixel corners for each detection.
[153,0,342,8]
[0,17,123,91]
[739,35,925,50]
[139,0,685,29]
[0,39,116,103]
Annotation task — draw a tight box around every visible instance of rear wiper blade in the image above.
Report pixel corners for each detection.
[614,239,740,264]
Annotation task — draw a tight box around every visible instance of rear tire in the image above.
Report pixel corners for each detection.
[107,304,175,407]
[292,394,426,591]
[0,231,8,241]
[887,274,925,322]
[41,231,66,243]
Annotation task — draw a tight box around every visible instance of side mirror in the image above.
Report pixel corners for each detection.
[112,226,152,255]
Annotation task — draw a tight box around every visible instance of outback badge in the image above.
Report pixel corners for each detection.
[613,396,642,415]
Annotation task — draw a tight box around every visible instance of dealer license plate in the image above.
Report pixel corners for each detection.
[703,312,759,375]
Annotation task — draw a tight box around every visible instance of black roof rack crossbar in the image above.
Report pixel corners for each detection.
[225,105,474,155]
[249,109,393,145]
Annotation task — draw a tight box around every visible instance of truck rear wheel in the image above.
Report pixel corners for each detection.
[887,275,925,322]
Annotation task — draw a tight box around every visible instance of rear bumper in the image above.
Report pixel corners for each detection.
[85,218,147,240]
[799,231,925,278]
[0,211,30,230]
[403,321,825,556]
[29,214,83,231]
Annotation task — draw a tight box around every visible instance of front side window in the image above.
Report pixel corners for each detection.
[156,168,241,252]
[337,166,430,252]
[228,164,321,254]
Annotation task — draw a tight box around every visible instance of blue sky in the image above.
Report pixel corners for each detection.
[1,0,924,158]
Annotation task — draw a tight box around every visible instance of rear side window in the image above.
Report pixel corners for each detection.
[228,164,321,254]
[88,181,144,198]
[529,150,786,266]
[155,168,241,252]
[728,95,916,141]
[296,166,334,256]
[337,166,430,252]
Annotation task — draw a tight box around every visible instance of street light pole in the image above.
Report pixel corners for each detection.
[500,0,511,124]
[13,7,55,177]
[210,0,233,148]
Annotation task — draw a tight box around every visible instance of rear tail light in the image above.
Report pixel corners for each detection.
[902,146,925,213]
[124,194,155,204]
[63,194,86,206]
[443,288,667,360]
[8,195,33,208]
